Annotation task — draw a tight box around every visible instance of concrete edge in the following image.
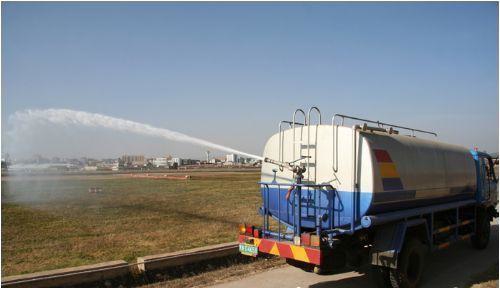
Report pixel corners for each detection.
[136,242,239,272]
[1,242,241,288]
[1,260,129,288]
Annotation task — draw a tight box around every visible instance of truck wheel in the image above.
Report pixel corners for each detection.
[388,238,426,288]
[371,266,390,288]
[471,212,490,250]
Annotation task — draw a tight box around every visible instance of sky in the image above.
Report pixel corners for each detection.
[2,2,498,159]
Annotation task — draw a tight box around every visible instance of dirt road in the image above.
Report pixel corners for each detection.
[212,225,498,288]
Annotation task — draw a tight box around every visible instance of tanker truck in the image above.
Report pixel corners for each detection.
[238,107,498,288]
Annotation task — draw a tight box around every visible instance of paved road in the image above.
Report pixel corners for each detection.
[213,224,498,288]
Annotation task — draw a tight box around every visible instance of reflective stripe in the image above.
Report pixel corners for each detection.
[269,243,280,256]
[290,245,310,263]
[379,162,399,178]
[438,242,450,249]
[238,235,321,265]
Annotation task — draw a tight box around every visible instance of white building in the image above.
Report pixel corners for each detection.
[153,157,169,168]
[171,158,182,166]
[226,154,237,163]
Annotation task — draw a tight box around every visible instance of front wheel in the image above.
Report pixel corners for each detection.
[471,211,491,250]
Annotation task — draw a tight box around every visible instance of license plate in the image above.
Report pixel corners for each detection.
[239,243,258,256]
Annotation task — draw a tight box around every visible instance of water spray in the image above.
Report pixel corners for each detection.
[9,108,263,160]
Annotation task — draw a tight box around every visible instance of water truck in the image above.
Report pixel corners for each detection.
[238,107,498,288]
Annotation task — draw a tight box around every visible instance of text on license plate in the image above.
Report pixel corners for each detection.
[239,243,258,256]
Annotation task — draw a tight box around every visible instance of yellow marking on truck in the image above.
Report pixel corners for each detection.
[379,162,399,178]
[436,226,451,233]
[290,245,309,263]
[269,243,280,256]
[253,238,262,247]
[461,220,473,225]
[460,234,472,240]
[438,242,450,249]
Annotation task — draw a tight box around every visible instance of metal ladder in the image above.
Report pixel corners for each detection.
[277,107,322,183]
[277,107,323,220]
[305,107,321,184]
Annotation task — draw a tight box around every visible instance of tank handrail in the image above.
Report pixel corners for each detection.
[332,118,339,173]
[280,120,305,126]
[307,107,322,125]
[292,109,307,163]
[292,109,307,127]
[307,107,321,184]
[351,125,357,235]
[278,120,305,167]
[332,114,437,137]
[258,181,334,189]
[259,181,336,240]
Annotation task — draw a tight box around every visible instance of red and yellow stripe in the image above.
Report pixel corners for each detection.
[373,149,404,191]
[238,235,321,265]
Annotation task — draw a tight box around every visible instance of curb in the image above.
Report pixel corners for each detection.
[1,242,240,288]
[1,260,129,288]
[137,242,239,272]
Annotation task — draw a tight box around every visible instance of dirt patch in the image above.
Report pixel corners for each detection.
[469,262,499,288]
[140,256,285,288]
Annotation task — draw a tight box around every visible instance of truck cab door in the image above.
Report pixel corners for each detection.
[479,156,498,202]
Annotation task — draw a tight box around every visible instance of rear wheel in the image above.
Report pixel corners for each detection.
[371,238,425,288]
[390,238,426,288]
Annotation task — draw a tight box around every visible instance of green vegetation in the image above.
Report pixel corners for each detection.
[1,172,261,276]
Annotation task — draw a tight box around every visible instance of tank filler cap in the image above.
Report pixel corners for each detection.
[361,216,372,228]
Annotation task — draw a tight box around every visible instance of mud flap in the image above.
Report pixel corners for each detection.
[371,219,427,269]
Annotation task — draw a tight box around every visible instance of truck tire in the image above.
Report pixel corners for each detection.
[471,211,490,250]
[388,238,426,288]
[371,266,390,288]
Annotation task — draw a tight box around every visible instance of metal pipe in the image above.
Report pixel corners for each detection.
[278,185,281,241]
[361,199,476,227]
[278,121,305,166]
[266,183,270,231]
[263,185,268,232]
[332,117,339,173]
[295,173,302,236]
[307,107,321,183]
[262,230,294,241]
[292,109,307,163]
[351,125,357,234]
[332,113,437,137]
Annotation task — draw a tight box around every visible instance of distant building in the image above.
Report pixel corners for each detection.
[226,154,237,163]
[83,166,98,171]
[121,155,145,167]
[153,157,169,168]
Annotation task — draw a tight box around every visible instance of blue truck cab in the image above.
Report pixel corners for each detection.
[471,150,498,204]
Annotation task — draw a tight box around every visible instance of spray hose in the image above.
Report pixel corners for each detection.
[285,185,295,201]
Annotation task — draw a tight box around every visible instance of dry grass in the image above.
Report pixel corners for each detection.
[1,172,262,276]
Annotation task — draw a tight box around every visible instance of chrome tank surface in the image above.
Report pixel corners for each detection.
[260,124,476,229]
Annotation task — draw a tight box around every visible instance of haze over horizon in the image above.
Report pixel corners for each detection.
[2,2,498,159]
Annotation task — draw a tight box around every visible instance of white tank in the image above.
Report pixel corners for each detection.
[261,122,477,230]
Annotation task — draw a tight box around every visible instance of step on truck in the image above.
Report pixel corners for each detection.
[238,107,498,288]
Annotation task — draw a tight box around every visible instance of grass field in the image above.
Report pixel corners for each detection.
[1,171,262,276]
